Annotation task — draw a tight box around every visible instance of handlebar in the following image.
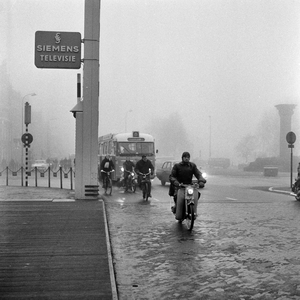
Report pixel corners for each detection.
[179,183,199,188]
[138,171,151,176]
[101,169,115,174]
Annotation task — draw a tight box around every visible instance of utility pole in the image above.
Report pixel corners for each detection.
[74,0,100,199]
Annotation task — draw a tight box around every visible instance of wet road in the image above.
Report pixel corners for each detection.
[104,174,300,300]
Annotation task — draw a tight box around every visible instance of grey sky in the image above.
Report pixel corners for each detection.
[1,0,300,162]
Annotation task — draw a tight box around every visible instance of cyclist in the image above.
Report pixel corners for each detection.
[100,154,115,188]
[135,155,154,199]
[123,157,135,188]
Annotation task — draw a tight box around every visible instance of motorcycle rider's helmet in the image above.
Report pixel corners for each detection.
[182,152,190,159]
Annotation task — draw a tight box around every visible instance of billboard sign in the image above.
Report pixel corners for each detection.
[35,31,81,69]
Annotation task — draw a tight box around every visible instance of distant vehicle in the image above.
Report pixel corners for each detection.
[208,158,230,169]
[156,160,207,186]
[98,131,156,182]
[31,160,50,171]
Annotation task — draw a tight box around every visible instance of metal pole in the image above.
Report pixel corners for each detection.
[25,124,29,187]
[209,116,212,158]
[290,147,293,189]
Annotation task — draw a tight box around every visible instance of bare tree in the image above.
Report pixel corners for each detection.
[147,112,193,158]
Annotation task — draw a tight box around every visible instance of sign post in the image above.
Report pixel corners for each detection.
[286,131,296,189]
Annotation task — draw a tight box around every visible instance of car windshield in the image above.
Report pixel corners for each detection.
[117,142,154,156]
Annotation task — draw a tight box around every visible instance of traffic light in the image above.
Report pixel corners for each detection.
[24,102,31,125]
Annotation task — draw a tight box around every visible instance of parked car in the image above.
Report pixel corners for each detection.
[31,160,50,171]
[156,160,207,186]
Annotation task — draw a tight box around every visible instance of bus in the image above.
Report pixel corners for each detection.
[98,131,156,182]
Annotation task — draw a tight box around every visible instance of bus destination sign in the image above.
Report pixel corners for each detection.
[35,31,81,69]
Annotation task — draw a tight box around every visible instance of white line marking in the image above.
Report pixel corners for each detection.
[0,199,52,202]
[52,199,75,202]
[226,197,238,201]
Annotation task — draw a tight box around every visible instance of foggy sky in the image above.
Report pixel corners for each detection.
[1,0,300,163]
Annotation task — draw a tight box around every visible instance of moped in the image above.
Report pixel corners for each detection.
[138,169,151,201]
[121,167,137,193]
[174,183,200,231]
[292,178,300,201]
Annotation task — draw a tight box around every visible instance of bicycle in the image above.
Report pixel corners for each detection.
[101,170,114,195]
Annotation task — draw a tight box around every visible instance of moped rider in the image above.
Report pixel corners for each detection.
[100,154,115,188]
[135,155,154,199]
[169,152,206,214]
[123,157,135,188]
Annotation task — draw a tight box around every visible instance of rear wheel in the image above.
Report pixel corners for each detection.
[186,204,195,231]
[106,177,112,195]
[132,180,137,193]
[143,182,149,201]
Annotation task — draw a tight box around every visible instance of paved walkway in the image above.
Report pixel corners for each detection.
[0,186,117,300]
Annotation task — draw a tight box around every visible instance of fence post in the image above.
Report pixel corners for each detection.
[21,166,24,187]
[70,167,73,190]
[60,167,63,189]
[48,167,51,188]
[6,167,8,186]
[35,167,38,187]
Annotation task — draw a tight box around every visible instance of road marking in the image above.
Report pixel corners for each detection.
[226,197,238,201]
[151,198,159,202]
[52,199,75,202]
[0,199,52,201]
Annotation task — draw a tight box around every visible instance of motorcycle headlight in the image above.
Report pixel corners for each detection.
[131,172,135,176]
[121,167,124,172]
[187,188,194,195]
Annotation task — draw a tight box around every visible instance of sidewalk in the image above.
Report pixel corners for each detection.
[0,186,117,300]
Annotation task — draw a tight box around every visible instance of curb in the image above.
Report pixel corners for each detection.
[101,199,119,300]
[269,187,293,196]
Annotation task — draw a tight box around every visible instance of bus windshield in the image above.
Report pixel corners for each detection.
[117,142,154,156]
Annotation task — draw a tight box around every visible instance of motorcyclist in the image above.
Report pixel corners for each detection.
[123,157,135,188]
[169,152,206,214]
[134,155,154,199]
[100,154,115,188]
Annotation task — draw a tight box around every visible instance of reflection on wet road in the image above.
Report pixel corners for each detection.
[104,176,300,300]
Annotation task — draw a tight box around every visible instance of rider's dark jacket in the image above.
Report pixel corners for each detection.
[123,160,135,172]
[169,161,203,192]
[134,159,154,175]
[100,158,115,172]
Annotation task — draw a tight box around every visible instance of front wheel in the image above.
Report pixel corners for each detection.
[106,177,112,195]
[143,182,149,200]
[132,180,137,193]
[186,204,195,231]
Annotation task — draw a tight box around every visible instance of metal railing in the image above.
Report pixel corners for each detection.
[0,166,74,190]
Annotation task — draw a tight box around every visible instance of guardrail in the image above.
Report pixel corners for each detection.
[0,166,74,190]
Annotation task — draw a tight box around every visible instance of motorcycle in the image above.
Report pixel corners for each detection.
[121,167,137,193]
[291,178,300,201]
[101,169,114,195]
[138,169,152,201]
[174,183,200,231]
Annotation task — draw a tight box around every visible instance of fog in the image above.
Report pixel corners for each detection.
[1,0,300,165]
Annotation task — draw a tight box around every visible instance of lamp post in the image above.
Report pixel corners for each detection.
[21,93,36,166]
[209,115,212,159]
[125,109,132,132]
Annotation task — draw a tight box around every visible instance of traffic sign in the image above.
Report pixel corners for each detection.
[35,31,82,69]
[286,131,296,145]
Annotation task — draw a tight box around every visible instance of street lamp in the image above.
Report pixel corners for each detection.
[125,109,133,132]
[21,93,36,166]
[209,115,212,159]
